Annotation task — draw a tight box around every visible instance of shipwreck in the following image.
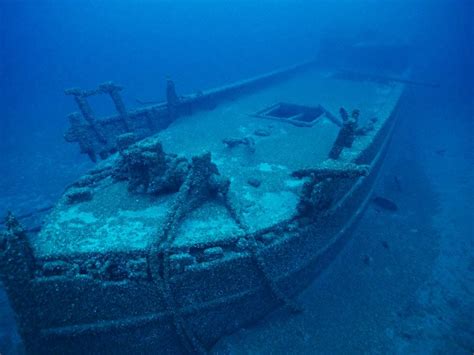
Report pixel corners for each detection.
[1,47,409,353]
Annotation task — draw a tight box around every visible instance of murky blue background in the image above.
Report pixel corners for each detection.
[1,0,472,353]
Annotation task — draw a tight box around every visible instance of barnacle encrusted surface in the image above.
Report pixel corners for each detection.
[34,69,400,258]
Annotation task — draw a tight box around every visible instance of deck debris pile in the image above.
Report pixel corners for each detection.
[222,136,256,152]
[114,138,189,194]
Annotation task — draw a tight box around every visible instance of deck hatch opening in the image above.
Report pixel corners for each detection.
[254,102,327,127]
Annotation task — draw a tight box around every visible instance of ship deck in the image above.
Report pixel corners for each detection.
[34,67,400,257]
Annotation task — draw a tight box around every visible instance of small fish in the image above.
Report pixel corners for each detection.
[372,196,398,212]
[435,149,447,156]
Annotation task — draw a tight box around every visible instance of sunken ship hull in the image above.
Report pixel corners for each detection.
[1,58,406,354]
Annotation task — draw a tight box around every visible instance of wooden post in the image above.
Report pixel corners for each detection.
[0,213,40,352]
[65,88,107,144]
[166,78,179,121]
[65,88,96,124]
[99,81,131,131]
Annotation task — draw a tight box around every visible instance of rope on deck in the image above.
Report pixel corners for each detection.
[224,194,303,314]
[148,173,207,354]
[147,150,305,353]
[148,153,231,354]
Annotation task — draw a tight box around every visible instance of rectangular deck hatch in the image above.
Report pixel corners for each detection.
[254,102,327,127]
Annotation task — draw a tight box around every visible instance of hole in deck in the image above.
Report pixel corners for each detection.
[255,103,326,126]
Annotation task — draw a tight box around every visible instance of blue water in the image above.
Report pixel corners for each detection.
[1,0,472,353]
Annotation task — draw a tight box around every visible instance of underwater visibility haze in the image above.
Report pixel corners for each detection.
[0,0,472,353]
